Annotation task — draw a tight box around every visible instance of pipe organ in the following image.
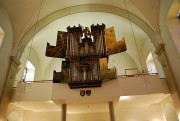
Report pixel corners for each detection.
[46,24,126,88]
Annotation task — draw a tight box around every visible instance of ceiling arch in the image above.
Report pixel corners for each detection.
[17,4,155,59]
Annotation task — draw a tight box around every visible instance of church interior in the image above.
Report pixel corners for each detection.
[1,0,180,121]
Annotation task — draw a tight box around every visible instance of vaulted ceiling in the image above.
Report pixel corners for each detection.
[0,0,161,80]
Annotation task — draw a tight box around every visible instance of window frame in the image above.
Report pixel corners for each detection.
[23,60,36,82]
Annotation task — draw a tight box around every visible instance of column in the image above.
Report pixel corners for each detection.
[61,104,67,121]
[109,101,115,121]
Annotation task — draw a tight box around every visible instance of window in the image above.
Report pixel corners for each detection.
[146,52,157,73]
[0,26,5,50]
[23,60,35,81]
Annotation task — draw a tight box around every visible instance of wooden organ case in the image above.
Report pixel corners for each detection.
[46,24,118,89]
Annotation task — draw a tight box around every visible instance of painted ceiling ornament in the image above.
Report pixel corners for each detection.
[45,24,127,89]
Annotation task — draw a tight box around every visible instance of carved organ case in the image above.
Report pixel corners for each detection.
[66,24,107,88]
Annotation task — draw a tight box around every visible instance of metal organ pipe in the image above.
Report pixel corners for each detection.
[98,30,103,54]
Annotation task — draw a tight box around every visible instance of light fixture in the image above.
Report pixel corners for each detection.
[48,100,54,103]
[119,96,130,100]
[152,119,160,121]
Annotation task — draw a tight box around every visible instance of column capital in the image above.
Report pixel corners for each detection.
[155,43,164,56]
[10,56,21,66]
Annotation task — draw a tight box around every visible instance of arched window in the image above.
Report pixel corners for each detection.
[146,52,157,74]
[23,60,35,81]
[0,26,5,50]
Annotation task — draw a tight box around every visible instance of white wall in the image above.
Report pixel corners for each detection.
[167,18,180,57]
[160,0,180,94]
[15,45,41,86]
[0,4,13,101]
[15,46,30,83]
[29,47,41,80]
[108,52,138,75]
[42,58,63,80]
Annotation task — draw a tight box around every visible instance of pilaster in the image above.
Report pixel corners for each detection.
[0,56,20,120]
[109,101,115,121]
[61,104,67,121]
